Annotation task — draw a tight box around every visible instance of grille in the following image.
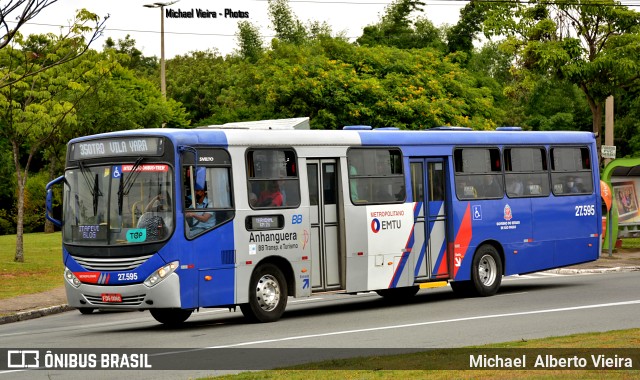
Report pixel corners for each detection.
[84,294,146,306]
[71,255,153,271]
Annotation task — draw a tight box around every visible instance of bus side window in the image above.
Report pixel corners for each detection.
[550,146,593,196]
[347,148,404,205]
[247,149,300,209]
[454,147,502,200]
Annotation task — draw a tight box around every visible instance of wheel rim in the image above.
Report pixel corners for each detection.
[477,254,497,286]
[255,274,280,312]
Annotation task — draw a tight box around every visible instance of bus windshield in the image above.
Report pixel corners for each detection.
[62,162,174,246]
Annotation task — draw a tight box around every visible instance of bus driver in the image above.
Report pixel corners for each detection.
[185,186,215,236]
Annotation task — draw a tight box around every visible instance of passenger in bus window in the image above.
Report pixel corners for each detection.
[566,177,579,193]
[483,175,502,197]
[185,187,215,235]
[249,192,258,207]
[507,180,524,197]
[145,191,171,212]
[349,165,359,201]
[258,181,283,207]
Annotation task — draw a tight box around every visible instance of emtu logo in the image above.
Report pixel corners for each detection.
[371,218,381,233]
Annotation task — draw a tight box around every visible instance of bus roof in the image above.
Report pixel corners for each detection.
[69,128,596,149]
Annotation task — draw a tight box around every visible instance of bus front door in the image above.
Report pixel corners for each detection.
[307,159,342,291]
[410,158,450,280]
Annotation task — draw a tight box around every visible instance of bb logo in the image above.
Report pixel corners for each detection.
[371,218,381,233]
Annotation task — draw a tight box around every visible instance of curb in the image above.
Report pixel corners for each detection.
[0,304,73,325]
[547,266,640,275]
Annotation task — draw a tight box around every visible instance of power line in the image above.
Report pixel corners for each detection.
[9,0,640,41]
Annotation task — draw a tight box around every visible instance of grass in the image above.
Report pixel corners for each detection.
[0,232,64,300]
[211,329,640,379]
[621,237,640,250]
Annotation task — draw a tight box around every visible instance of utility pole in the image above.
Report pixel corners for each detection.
[143,1,180,100]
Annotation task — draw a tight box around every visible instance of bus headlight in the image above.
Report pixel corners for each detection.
[64,268,81,288]
[144,261,179,288]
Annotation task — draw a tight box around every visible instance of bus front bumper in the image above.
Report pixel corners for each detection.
[64,272,182,309]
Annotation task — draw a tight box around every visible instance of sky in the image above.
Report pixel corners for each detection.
[18,0,466,58]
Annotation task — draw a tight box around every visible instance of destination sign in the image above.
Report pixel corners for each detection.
[246,215,284,231]
[70,137,164,160]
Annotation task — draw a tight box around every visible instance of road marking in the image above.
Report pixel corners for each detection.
[204,299,640,348]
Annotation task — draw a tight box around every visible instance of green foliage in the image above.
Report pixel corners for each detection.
[201,38,500,130]
[236,21,264,63]
[268,0,308,45]
[479,0,640,148]
[103,35,158,78]
[22,171,49,233]
[447,2,489,57]
[357,0,446,51]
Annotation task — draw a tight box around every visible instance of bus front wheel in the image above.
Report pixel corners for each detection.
[150,308,193,326]
[240,264,288,323]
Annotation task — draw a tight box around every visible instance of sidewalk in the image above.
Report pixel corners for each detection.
[1,250,639,325]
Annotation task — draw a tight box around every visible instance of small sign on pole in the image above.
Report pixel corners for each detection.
[601,145,616,159]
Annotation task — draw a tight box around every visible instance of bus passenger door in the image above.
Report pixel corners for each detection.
[410,158,449,280]
[307,159,342,291]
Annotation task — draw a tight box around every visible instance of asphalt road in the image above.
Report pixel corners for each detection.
[1,271,639,379]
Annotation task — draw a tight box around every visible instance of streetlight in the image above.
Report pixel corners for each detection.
[143,1,179,100]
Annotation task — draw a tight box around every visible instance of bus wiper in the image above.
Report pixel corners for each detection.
[117,157,145,214]
[79,161,102,216]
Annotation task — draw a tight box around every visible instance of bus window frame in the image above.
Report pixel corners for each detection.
[181,148,235,240]
[550,145,594,196]
[504,146,550,198]
[346,147,406,205]
[246,147,301,210]
[453,146,504,201]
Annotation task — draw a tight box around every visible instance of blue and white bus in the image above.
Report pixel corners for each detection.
[46,119,601,325]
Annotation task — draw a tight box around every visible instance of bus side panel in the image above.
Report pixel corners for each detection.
[539,195,599,267]
[193,221,236,308]
[344,204,369,292]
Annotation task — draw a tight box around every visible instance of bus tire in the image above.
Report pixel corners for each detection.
[150,308,193,326]
[470,244,502,297]
[78,308,95,315]
[240,264,288,323]
[376,286,419,301]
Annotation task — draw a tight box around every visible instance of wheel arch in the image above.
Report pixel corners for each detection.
[475,239,505,275]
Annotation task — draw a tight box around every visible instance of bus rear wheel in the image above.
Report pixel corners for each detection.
[451,245,502,297]
[150,308,193,326]
[471,245,502,296]
[240,264,288,323]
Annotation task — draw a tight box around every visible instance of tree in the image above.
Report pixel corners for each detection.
[207,38,501,130]
[0,25,116,262]
[268,0,307,45]
[481,0,640,155]
[236,21,263,63]
[0,8,107,89]
[1,0,59,49]
[357,0,445,51]
[447,1,489,57]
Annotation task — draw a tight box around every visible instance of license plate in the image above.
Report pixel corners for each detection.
[101,293,122,303]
